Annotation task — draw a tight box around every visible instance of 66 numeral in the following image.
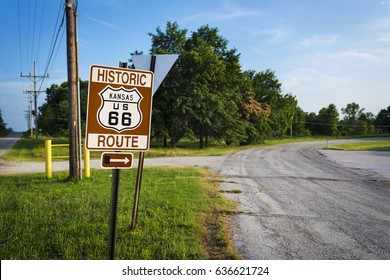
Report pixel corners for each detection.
[108,111,132,126]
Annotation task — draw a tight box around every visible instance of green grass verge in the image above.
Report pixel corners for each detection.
[2,135,344,162]
[2,137,70,162]
[324,140,390,151]
[0,167,238,260]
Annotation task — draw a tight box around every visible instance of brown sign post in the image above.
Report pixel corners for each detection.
[86,65,154,151]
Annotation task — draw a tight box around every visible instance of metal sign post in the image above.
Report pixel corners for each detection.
[131,55,156,230]
[107,167,120,260]
[85,54,177,258]
[85,62,153,259]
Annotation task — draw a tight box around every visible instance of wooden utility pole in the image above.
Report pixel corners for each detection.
[21,61,48,144]
[65,0,79,180]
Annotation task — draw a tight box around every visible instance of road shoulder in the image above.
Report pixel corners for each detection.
[319,149,390,180]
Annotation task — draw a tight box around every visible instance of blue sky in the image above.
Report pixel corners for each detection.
[0,0,389,131]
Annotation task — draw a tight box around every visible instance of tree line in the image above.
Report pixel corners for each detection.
[37,22,390,147]
[0,108,13,136]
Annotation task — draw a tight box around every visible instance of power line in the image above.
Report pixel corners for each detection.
[35,0,47,63]
[17,0,23,73]
[17,0,67,135]
[26,0,31,72]
[30,0,38,67]
[38,2,66,92]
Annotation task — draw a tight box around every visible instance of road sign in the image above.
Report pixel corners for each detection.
[101,152,133,169]
[85,65,154,151]
[132,54,178,95]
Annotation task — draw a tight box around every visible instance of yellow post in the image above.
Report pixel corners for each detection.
[84,145,90,178]
[45,139,52,179]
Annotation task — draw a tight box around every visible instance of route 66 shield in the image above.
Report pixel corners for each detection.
[97,86,143,132]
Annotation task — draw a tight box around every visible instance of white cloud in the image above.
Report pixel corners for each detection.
[180,0,263,23]
[246,28,291,44]
[337,51,381,62]
[84,14,123,31]
[296,34,339,48]
[283,66,347,90]
[182,10,261,23]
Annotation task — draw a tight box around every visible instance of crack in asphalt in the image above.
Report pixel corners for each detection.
[223,174,370,183]
[235,212,390,225]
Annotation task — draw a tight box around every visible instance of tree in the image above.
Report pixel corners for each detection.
[305,112,319,135]
[38,80,88,136]
[341,102,374,135]
[38,82,69,135]
[359,111,376,134]
[292,106,310,136]
[148,21,190,148]
[239,91,271,144]
[305,104,339,136]
[268,93,297,137]
[250,69,282,104]
[326,104,340,136]
[244,70,297,138]
[0,108,10,136]
[319,104,339,136]
[375,106,390,133]
[182,25,245,147]
[341,102,364,123]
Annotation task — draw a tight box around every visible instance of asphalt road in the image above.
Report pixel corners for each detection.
[219,140,390,259]
[0,132,23,157]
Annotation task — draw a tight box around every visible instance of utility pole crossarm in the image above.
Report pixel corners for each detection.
[20,61,49,143]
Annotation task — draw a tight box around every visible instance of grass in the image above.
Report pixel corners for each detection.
[2,137,70,162]
[2,135,349,162]
[0,167,238,260]
[324,140,390,151]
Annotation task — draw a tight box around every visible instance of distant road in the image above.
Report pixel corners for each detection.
[0,132,23,157]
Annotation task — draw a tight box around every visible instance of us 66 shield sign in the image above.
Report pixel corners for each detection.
[85,65,154,151]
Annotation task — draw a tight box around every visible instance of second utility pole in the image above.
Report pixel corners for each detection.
[65,0,79,180]
[20,61,48,144]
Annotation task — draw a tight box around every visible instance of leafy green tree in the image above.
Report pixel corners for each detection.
[38,80,88,136]
[250,69,282,104]
[244,69,297,138]
[341,102,374,135]
[358,112,376,134]
[375,106,390,133]
[181,25,245,147]
[0,108,10,136]
[148,21,190,147]
[319,104,339,136]
[305,104,339,136]
[239,91,271,144]
[268,93,297,137]
[341,102,364,123]
[292,106,310,136]
[305,112,318,135]
[38,82,69,135]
